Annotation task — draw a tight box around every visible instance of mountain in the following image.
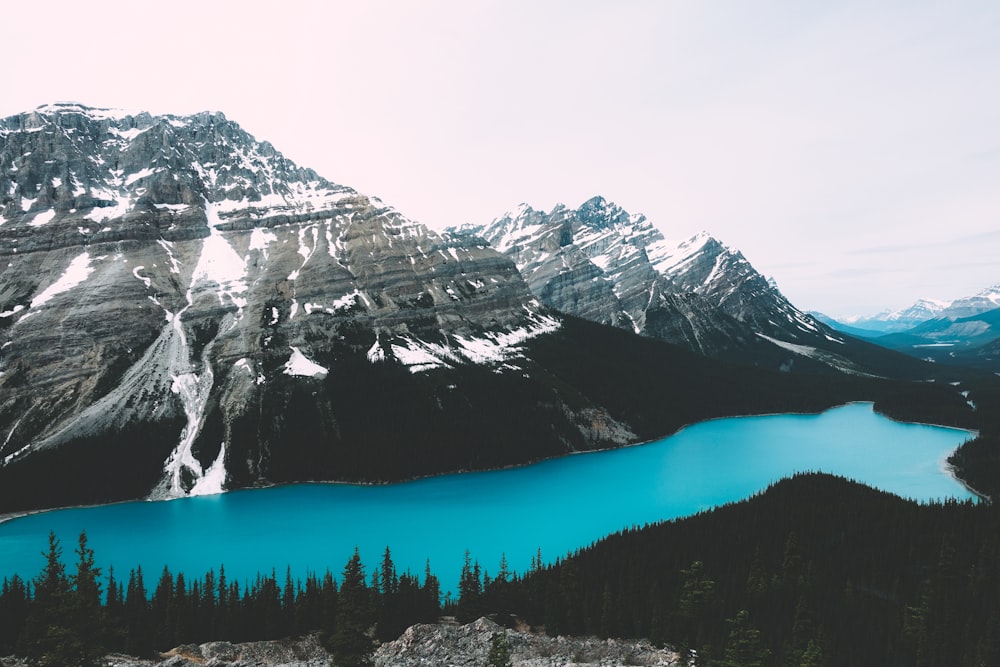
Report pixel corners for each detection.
[829,285,1000,335]
[939,283,1000,319]
[821,284,1000,369]
[454,197,928,377]
[0,103,577,508]
[836,299,951,334]
[810,312,886,339]
[874,307,1000,368]
[2,104,924,514]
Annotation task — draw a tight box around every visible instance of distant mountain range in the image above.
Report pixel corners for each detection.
[824,285,1000,334]
[0,103,976,513]
[817,285,1000,370]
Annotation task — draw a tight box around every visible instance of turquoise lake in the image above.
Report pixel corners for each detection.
[0,403,975,593]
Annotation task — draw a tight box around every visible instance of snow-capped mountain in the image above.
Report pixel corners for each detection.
[0,104,582,507]
[840,300,951,334]
[455,197,870,372]
[833,285,1000,334]
[939,284,1000,319]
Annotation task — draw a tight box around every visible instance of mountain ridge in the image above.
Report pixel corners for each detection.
[453,196,936,378]
[828,284,1000,334]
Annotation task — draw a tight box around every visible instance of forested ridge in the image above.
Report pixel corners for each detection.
[2,474,998,666]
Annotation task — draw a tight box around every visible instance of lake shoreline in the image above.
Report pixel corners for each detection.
[0,401,981,526]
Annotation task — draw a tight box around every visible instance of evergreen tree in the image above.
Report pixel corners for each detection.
[487,629,514,667]
[216,565,229,638]
[380,547,398,598]
[69,531,104,666]
[457,550,482,623]
[720,610,769,667]
[677,560,715,647]
[20,531,78,666]
[0,575,28,654]
[151,566,175,649]
[376,548,402,641]
[421,560,440,622]
[124,566,150,655]
[328,549,373,667]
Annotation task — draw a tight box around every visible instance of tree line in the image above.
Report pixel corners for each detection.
[0,535,441,667]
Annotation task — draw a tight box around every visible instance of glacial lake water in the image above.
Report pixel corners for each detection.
[0,403,975,593]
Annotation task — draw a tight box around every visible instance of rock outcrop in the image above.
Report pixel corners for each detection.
[0,620,681,667]
[374,617,680,667]
[1,634,331,666]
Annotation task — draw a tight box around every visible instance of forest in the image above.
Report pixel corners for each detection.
[3,320,999,667]
[1,473,998,667]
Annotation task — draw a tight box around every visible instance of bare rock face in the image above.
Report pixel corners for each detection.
[373,617,681,667]
[455,197,873,371]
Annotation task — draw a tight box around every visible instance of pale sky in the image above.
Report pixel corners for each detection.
[3,0,998,317]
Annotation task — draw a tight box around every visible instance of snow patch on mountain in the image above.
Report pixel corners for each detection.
[756,333,872,376]
[30,252,94,309]
[189,442,227,496]
[284,346,329,379]
[373,310,561,374]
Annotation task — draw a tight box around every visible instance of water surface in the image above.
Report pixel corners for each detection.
[0,403,974,591]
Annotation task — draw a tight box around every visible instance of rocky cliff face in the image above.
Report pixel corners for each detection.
[0,104,596,508]
[455,197,887,373]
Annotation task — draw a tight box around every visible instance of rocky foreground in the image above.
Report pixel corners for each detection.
[373,617,680,667]
[0,618,680,667]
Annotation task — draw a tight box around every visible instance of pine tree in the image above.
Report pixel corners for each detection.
[487,629,514,667]
[457,550,482,623]
[376,547,401,641]
[677,560,715,647]
[0,575,28,654]
[124,566,150,655]
[721,609,769,667]
[380,547,398,598]
[328,548,373,667]
[421,559,440,622]
[69,531,104,666]
[20,531,78,666]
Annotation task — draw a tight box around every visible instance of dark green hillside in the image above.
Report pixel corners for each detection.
[479,473,1000,667]
[947,375,1000,499]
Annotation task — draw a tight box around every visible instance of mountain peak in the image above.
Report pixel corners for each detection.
[472,198,845,366]
[0,104,562,502]
[576,195,632,230]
